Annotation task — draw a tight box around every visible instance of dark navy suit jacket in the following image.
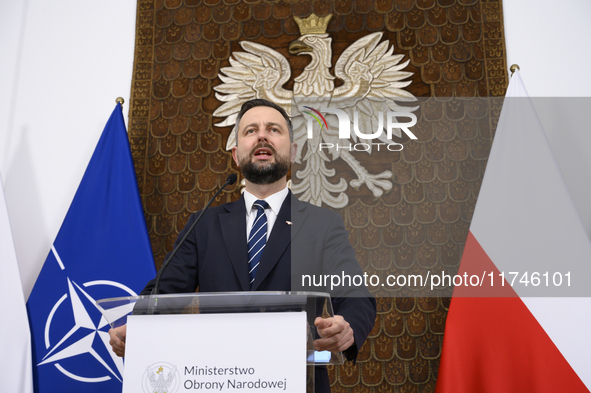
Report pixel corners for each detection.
[141,193,376,392]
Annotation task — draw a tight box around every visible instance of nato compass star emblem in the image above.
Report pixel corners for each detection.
[38,260,137,384]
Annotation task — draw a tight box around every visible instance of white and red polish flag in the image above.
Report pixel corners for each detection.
[435,71,591,392]
[0,173,33,393]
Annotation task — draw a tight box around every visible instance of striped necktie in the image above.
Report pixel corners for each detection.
[248,200,269,286]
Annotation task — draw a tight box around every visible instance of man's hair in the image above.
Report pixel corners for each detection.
[233,99,293,144]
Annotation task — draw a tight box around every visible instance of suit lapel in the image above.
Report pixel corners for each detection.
[219,196,250,291]
[289,193,307,241]
[251,193,293,291]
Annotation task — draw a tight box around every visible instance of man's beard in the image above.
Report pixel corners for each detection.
[239,143,291,185]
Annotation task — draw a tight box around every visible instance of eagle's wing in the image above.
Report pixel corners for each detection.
[165,365,177,386]
[333,32,414,100]
[146,366,157,387]
[213,41,293,149]
[331,32,416,145]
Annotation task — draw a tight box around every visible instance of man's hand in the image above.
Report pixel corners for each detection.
[313,315,354,352]
[108,325,127,357]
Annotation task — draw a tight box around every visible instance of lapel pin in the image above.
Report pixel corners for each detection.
[286,221,292,225]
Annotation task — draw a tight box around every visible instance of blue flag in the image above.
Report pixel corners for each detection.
[27,104,156,392]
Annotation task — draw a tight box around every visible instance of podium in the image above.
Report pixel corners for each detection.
[97,291,343,393]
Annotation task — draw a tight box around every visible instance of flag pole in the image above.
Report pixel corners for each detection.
[116,97,124,106]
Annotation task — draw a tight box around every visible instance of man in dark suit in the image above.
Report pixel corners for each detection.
[109,99,376,392]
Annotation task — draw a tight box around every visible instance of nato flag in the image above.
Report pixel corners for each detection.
[27,104,156,392]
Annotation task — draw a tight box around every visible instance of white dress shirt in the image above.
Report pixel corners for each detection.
[243,186,289,241]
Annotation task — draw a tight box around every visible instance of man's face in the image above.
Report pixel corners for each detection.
[232,106,296,185]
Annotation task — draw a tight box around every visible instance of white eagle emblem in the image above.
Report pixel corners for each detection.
[146,365,177,393]
[213,14,416,207]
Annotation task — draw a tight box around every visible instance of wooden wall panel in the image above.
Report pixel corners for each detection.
[128,0,508,391]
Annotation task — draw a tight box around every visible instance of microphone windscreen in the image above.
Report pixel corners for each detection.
[226,173,238,185]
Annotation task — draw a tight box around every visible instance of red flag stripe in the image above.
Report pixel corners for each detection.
[436,232,588,393]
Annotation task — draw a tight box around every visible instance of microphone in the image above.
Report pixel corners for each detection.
[149,173,238,298]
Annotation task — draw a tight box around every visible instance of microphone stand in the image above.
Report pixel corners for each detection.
[147,174,238,314]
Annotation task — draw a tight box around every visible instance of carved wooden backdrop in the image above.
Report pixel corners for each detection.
[127,0,508,391]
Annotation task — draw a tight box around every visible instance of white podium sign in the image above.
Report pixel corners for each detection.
[122,312,307,393]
